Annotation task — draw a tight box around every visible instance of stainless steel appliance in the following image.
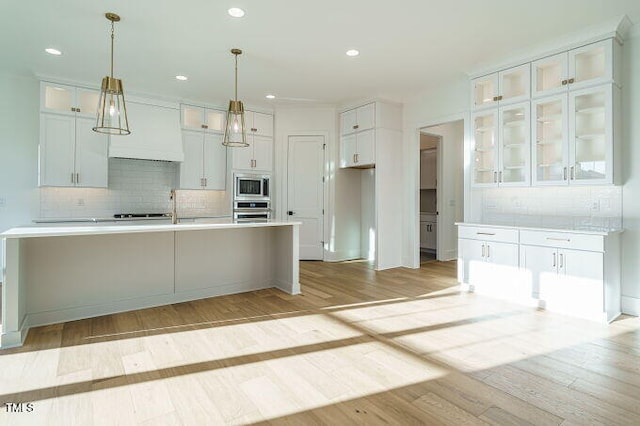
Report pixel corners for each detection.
[233,174,272,222]
[234,173,270,200]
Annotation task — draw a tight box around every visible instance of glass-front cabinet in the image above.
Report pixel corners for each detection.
[532,85,615,186]
[472,110,498,185]
[471,63,530,110]
[532,39,615,98]
[472,102,530,187]
[41,82,100,119]
[180,104,226,133]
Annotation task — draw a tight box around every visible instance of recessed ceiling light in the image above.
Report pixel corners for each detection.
[45,48,62,56]
[175,75,188,81]
[265,94,275,99]
[346,49,360,57]
[228,8,245,18]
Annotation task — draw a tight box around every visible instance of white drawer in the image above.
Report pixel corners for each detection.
[458,226,518,243]
[519,230,604,252]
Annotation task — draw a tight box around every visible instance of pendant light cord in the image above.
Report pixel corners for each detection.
[110,20,115,78]
[234,53,238,102]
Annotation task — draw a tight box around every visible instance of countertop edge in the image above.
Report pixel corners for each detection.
[455,222,623,236]
[2,221,301,239]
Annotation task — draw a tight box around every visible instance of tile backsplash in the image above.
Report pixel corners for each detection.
[39,158,231,218]
[477,186,622,230]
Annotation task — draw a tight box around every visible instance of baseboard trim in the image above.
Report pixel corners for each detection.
[324,249,362,262]
[621,296,640,316]
[0,318,29,349]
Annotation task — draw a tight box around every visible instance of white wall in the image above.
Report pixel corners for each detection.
[402,74,469,267]
[621,26,640,312]
[274,106,361,261]
[0,73,40,276]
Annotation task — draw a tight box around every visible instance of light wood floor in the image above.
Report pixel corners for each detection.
[1,260,639,425]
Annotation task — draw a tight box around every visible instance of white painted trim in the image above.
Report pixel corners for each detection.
[324,249,361,262]
[621,296,640,316]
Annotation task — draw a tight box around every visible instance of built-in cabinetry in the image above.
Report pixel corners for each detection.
[179,104,227,190]
[231,111,274,172]
[339,101,403,270]
[340,103,376,168]
[39,82,108,187]
[457,223,621,322]
[420,213,437,250]
[470,37,621,188]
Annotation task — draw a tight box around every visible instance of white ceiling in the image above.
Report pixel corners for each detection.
[2,1,639,108]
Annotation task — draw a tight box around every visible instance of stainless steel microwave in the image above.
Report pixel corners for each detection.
[234,173,271,200]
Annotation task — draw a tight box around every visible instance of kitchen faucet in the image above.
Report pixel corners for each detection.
[169,189,178,224]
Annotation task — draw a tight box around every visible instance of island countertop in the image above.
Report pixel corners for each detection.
[1,220,300,239]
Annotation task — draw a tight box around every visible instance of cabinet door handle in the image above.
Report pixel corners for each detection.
[476,232,495,236]
[76,108,81,113]
[76,173,79,184]
[546,237,570,242]
[553,252,556,267]
[570,166,575,180]
[204,178,208,187]
[497,95,503,101]
[251,128,257,132]
[492,96,499,102]
[561,79,568,86]
[486,244,490,258]
[563,167,567,180]
[568,78,575,84]
[481,244,485,258]
[499,171,503,182]
[559,253,564,268]
[494,171,498,183]
[353,124,359,130]
[71,173,75,184]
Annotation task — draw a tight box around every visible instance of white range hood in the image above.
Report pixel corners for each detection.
[108,98,184,162]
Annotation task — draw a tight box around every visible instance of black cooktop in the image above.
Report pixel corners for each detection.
[113,213,168,219]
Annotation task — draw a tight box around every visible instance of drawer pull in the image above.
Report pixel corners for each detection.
[476,232,496,236]
[546,237,570,242]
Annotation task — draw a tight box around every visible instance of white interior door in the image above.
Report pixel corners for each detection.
[287,135,325,260]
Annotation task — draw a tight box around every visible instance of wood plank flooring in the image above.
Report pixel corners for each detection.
[1,260,639,425]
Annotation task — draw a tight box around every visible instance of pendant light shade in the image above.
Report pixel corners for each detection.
[93,13,130,135]
[223,49,249,147]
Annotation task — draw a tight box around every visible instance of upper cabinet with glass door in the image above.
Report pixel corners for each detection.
[180,104,226,133]
[532,38,621,98]
[41,82,100,119]
[471,63,530,110]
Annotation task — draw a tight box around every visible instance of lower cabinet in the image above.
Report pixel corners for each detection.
[420,220,437,250]
[457,224,621,322]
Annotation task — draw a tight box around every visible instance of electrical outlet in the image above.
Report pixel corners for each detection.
[591,201,600,211]
[77,198,85,207]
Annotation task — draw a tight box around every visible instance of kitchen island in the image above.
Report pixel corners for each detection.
[1,221,300,348]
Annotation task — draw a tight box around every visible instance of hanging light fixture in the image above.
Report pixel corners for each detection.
[93,12,130,135]
[223,48,249,147]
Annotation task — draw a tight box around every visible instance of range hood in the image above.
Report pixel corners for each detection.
[108,100,184,162]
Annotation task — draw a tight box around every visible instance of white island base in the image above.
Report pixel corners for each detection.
[1,221,300,349]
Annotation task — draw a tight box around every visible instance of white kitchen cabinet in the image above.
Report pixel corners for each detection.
[247,111,274,137]
[420,149,437,189]
[472,101,530,187]
[519,229,620,322]
[532,39,619,98]
[231,135,273,172]
[340,129,375,168]
[420,215,437,250]
[532,84,618,186]
[181,104,226,133]
[39,114,108,188]
[471,63,530,110]
[180,131,226,190]
[41,82,100,119]
[340,103,375,136]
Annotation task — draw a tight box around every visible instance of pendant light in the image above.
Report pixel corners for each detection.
[93,12,130,135]
[222,48,249,147]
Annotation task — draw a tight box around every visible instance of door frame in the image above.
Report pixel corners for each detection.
[418,132,442,260]
[412,113,467,268]
[283,132,329,261]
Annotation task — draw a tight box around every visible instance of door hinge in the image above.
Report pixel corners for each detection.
[323,143,326,150]
[322,176,325,183]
